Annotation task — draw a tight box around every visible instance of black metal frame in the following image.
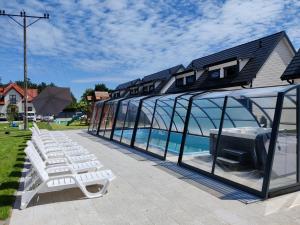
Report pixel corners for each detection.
[109,99,122,140]
[297,88,300,183]
[96,99,110,135]
[130,95,155,147]
[164,93,187,159]
[88,84,300,199]
[266,86,300,197]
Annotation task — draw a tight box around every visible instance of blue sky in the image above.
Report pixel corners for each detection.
[0,0,299,99]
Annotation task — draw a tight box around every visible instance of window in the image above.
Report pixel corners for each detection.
[149,85,154,92]
[224,65,237,78]
[113,92,120,98]
[143,86,148,93]
[208,69,220,79]
[186,75,196,85]
[28,106,33,111]
[175,77,184,87]
[9,95,16,104]
[130,88,138,95]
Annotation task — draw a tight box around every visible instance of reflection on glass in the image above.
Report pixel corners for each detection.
[181,96,225,173]
[113,100,129,141]
[214,96,272,191]
[120,99,140,145]
[134,99,156,149]
[270,90,297,190]
[147,95,177,157]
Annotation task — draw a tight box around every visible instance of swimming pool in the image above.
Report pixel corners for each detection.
[113,128,210,155]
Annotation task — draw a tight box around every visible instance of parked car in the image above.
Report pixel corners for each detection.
[36,115,43,121]
[18,112,36,121]
[27,112,36,122]
[42,115,54,122]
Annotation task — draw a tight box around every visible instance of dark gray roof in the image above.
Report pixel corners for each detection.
[115,78,140,91]
[167,31,294,93]
[142,64,184,83]
[281,49,300,80]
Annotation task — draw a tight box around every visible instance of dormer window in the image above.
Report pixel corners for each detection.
[113,92,120,98]
[186,75,196,85]
[175,77,184,87]
[224,65,238,78]
[207,59,238,80]
[208,69,220,79]
[143,86,148,93]
[130,87,138,95]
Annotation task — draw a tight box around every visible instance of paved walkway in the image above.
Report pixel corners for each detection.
[10,130,300,225]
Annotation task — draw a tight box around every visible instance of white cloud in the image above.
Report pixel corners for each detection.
[0,0,299,88]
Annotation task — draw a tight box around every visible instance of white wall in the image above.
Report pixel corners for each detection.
[252,37,294,87]
[160,68,185,94]
[0,89,36,115]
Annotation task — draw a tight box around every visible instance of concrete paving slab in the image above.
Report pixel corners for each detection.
[9,130,300,225]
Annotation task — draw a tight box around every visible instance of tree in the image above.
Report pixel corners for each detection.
[64,92,78,111]
[6,104,19,121]
[81,88,94,102]
[94,83,110,92]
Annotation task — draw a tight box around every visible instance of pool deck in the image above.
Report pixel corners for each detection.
[10,129,300,225]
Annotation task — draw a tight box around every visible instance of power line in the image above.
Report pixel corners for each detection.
[0,9,49,130]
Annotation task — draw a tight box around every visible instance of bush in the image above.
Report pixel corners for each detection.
[6,104,18,122]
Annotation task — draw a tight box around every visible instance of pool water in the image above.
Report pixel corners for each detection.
[114,128,210,155]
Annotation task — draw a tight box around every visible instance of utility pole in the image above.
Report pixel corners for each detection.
[0,10,49,130]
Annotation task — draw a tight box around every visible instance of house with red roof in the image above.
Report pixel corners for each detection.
[0,82,38,118]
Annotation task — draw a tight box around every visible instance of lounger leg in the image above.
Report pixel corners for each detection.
[20,190,37,209]
[78,180,110,198]
[20,183,45,209]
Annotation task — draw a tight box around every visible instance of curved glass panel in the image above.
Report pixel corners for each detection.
[89,101,105,134]
[147,94,181,157]
[98,99,121,138]
[103,99,120,138]
[181,95,226,173]
[121,98,143,145]
[89,104,98,132]
[214,95,272,191]
[134,96,158,150]
[166,93,196,155]
[98,102,110,136]
[270,88,298,190]
[113,100,129,141]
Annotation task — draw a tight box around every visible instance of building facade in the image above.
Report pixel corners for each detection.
[0,83,38,117]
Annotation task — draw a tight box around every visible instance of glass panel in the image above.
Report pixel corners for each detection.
[214,96,269,191]
[113,100,129,141]
[91,102,103,134]
[89,104,97,131]
[166,94,193,155]
[181,97,225,173]
[134,98,157,150]
[121,99,141,145]
[104,100,119,138]
[147,95,177,157]
[269,89,297,190]
[98,103,110,136]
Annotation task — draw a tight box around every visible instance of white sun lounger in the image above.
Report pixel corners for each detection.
[21,145,115,209]
[29,140,97,164]
[32,136,88,156]
[26,142,103,174]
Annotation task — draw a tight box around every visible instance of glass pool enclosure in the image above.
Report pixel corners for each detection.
[89,85,300,198]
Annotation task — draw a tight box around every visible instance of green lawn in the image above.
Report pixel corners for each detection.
[36,121,88,130]
[0,123,31,220]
